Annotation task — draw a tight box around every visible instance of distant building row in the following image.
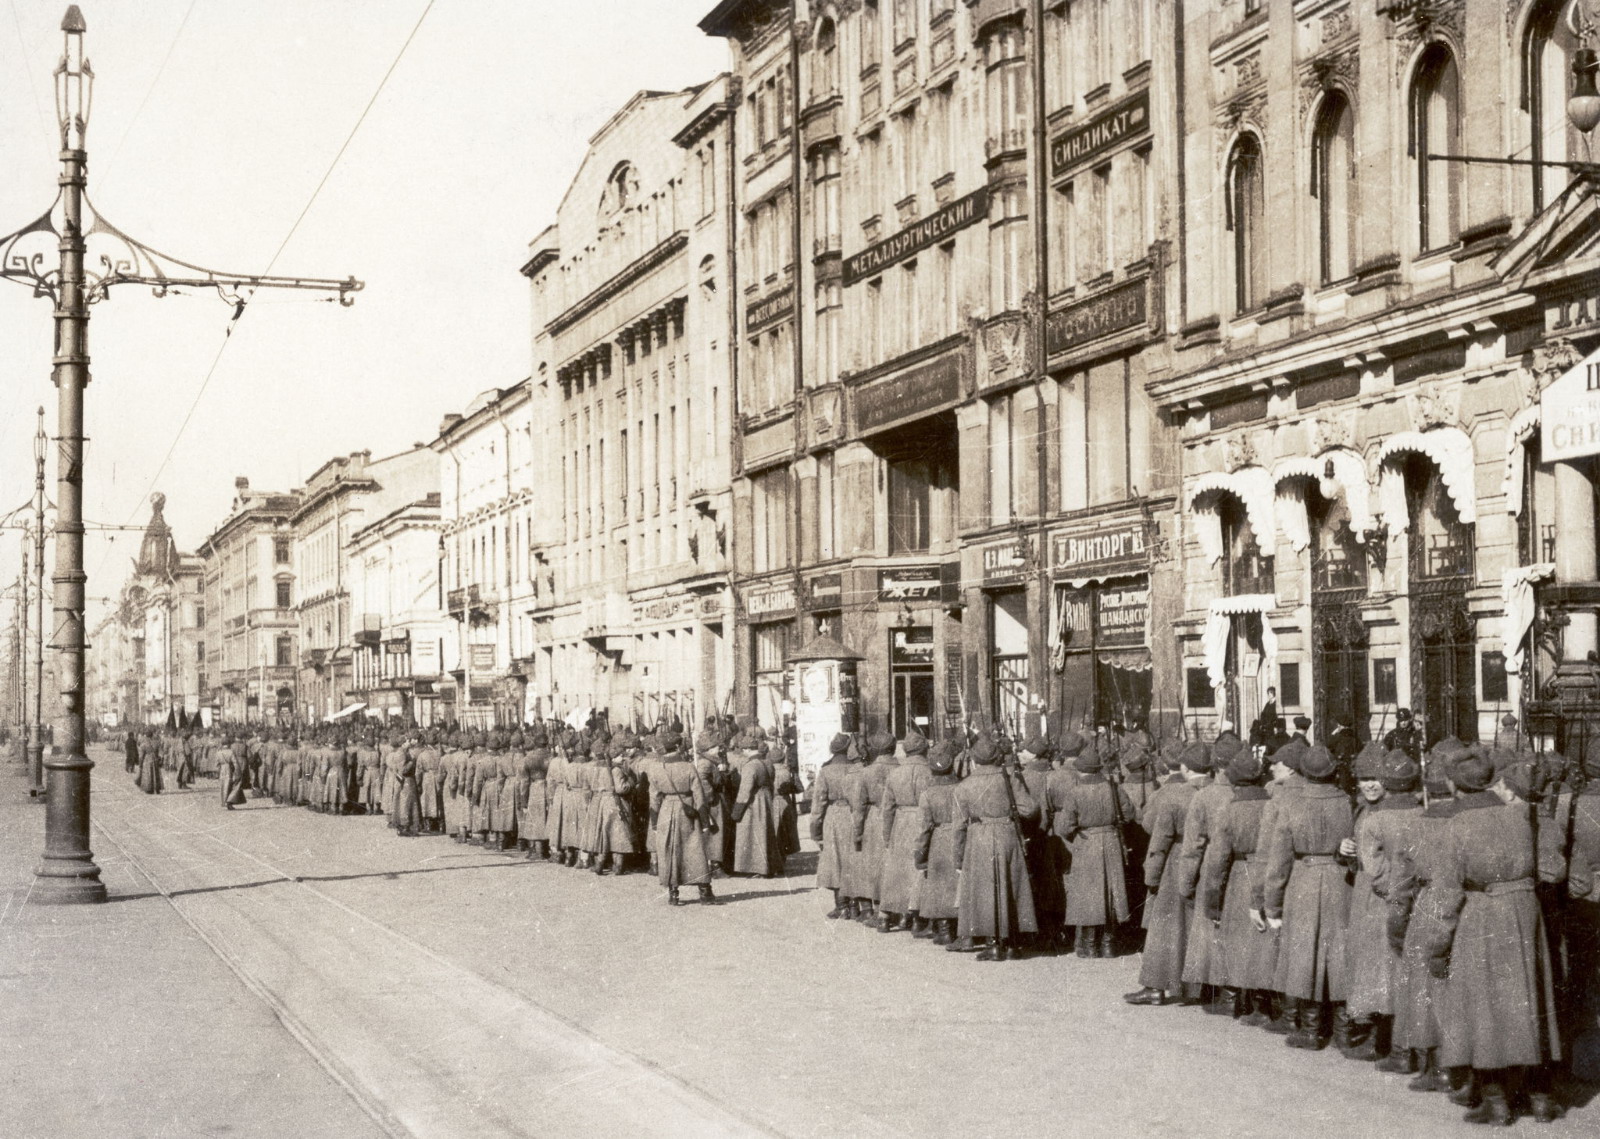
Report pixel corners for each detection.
[92,1,1600,755]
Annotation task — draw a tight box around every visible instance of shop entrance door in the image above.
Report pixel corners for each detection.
[890,625,935,738]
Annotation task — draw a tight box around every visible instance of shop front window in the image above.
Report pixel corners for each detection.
[889,626,936,738]
[752,621,791,729]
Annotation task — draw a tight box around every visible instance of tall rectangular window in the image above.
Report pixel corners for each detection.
[1087,359,1128,505]
[699,144,715,219]
[989,397,1013,525]
[888,457,933,554]
[818,451,838,561]
[751,467,792,572]
[1094,164,1114,276]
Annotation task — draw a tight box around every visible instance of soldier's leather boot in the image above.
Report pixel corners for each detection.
[931,919,955,946]
[1239,989,1270,1027]
[1528,1093,1562,1123]
[1331,1007,1359,1054]
[1097,927,1117,958]
[610,854,626,876]
[1074,928,1095,958]
[1287,1001,1329,1049]
[1204,987,1235,1015]
[877,912,900,933]
[1122,987,1168,1006]
[1462,1078,1511,1126]
[697,883,717,905]
[1408,1049,1450,1093]
[976,939,1010,961]
[1375,1046,1419,1074]
[668,888,682,906]
[945,934,979,953]
[593,856,608,875]
[910,914,934,938]
[1448,1068,1480,1107]
[825,890,846,919]
[1263,997,1297,1035]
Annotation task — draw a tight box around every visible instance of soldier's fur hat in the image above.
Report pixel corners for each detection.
[1449,746,1495,793]
[829,732,851,755]
[1379,750,1421,792]
[1353,741,1388,781]
[1226,750,1268,786]
[1300,745,1338,782]
[865,729,896,758]
[928,740,958,775]
[902,730,929,757]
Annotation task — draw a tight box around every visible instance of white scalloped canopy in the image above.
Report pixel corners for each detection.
[1375,427,1477,528]
[1188,465,1277,565]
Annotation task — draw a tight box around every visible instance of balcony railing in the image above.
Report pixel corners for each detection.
[1225,553,1275,598]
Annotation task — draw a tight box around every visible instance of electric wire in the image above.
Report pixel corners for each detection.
[93,0,199,196]
[92,0,435,588]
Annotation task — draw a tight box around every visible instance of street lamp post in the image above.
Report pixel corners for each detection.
[29,409,48,799]
[0,8,362,904]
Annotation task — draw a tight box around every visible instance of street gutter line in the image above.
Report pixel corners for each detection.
[98,789,784,1139]
[91,801,416,1139]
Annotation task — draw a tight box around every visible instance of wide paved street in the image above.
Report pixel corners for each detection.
[0,750,1589,1138]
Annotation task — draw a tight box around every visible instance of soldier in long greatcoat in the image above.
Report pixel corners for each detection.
[217,737,246,809]
[913,742,964,944]
[878,730,934,932]
[730,738,777,877]
[589,744,637,873]
[849,730,898,922]
[520,743,551,860]
[1198,749,1275,1021]
[1340,746,1423,1062]
[952,736,1038,961]
[652,732,715,905]
[1018,734,1063,949]
[1262,744,1354,1051]
[415,733,444,833]
[1056,744,1135,957]
[810,733,859,918]
[393,739,421,837]
[1179,735,1240,1007]
[1425,748,1563,1125]
[1124,742,1208,1005]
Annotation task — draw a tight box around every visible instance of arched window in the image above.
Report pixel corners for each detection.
[1226,134,1266,314]
[1411,44,1461,252]
[814,18,838,100]
[1524,0,1580,213]
[1312,93,1356,284]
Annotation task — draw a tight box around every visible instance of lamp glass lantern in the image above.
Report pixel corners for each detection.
[53,6,92,149]
[1570,47,1600,138]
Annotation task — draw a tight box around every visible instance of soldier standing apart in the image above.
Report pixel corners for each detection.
[393,738,421,837]
[1262,744,1354,1050]
[217,736,245,810]
[811,733,859,918]
[652,732,716,906]
[952,736,1039,961]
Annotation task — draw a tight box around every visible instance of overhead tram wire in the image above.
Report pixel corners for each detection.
[88,0,436,587]
[93,0,200,196]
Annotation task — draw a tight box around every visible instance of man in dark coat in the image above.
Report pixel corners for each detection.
[913,741,964,944]
[124,731,139,775]
[1056,744,1135,957]
[810,733,860,918]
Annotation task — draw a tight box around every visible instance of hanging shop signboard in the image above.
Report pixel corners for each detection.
[981,538,1029,587]
[1541,343,1600,462]
[1050,521,1149,580]
[745,582,797,621]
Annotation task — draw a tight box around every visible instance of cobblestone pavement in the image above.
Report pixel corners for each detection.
[3,750,1590,1137]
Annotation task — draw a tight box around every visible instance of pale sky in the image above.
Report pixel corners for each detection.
[0,0,728,620]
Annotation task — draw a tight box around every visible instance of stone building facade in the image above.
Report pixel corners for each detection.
[347,490,446,725]
[292,446,438,722]
[433,382,540,728]
[521,78,738,731]
[1156,0,1600,748]
[201,478,301,724]
[701,0,1183,738]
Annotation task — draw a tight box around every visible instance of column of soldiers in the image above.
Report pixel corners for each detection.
[121,716,805,908]
[114,701,1599,1124]
[1122,709,1598,1128]
[809,720,1151,961]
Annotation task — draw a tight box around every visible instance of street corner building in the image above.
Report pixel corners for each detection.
[513,76,740,732]
[699,0,1184,757]
[1157,0,1600,751]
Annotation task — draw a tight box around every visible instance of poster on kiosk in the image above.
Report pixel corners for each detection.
[789,636,862,792]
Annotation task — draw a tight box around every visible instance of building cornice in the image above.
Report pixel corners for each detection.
[544,231,689,338]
